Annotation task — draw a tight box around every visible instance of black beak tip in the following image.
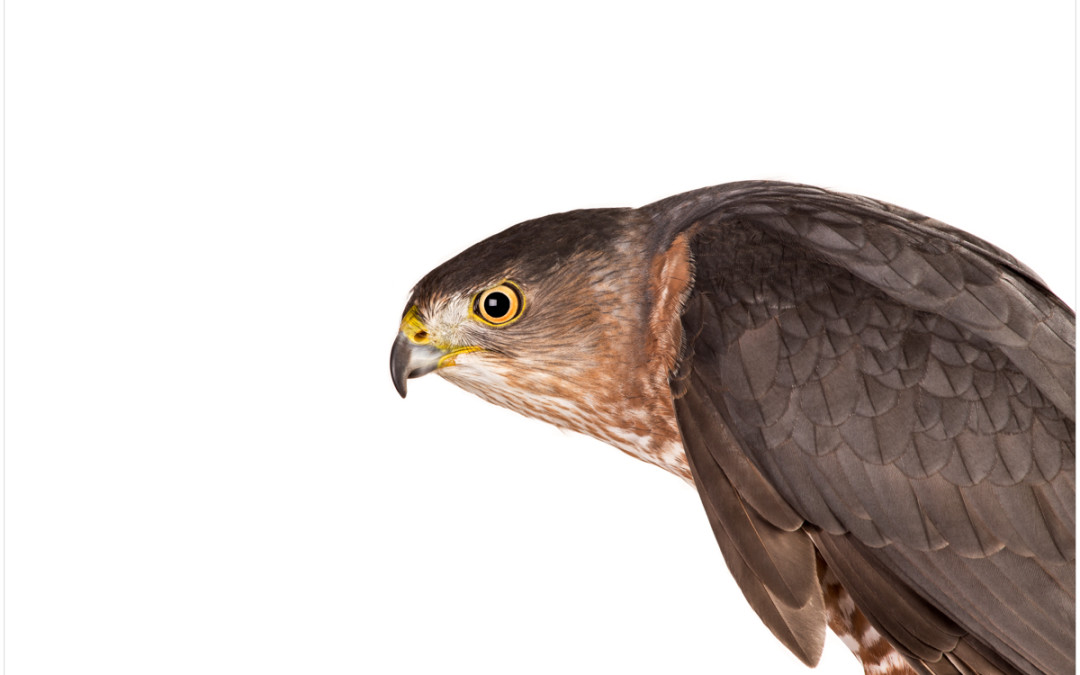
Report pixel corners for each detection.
[392,332,444,399]
[390,334,411,398]
[391,357,409,399]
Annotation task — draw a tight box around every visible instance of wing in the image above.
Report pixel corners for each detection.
[644,182,1074,674]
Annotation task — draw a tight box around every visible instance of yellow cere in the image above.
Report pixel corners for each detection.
[400,306,431,344]
[400,305,484,369]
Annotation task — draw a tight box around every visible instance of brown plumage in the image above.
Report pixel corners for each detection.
[390,182,1074,675]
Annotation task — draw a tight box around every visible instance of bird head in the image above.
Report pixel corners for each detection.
[390,206,671,433]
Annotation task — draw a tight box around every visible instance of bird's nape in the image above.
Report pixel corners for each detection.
[390,181,1075,675]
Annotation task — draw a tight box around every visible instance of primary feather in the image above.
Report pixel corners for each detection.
[392,181,1074,674]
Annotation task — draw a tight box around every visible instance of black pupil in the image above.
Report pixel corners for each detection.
[484,291,512,318]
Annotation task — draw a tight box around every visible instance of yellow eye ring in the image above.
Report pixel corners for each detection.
[472,282,524,326]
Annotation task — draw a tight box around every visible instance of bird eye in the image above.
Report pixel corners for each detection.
[473,282,524,326]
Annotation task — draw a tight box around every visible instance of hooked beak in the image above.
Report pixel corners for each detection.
[391,306,485,398]
[390,332,446,398]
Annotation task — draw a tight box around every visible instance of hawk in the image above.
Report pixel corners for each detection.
[389,182,1074,674]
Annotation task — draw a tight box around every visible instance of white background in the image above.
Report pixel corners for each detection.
[5,2,1074,674]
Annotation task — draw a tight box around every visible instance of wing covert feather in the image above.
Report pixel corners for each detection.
[648,182,1074,674]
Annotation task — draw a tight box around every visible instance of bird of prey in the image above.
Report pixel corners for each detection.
[390,181,1074,675]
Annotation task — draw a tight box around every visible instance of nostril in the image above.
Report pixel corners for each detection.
[413,330,429,343]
